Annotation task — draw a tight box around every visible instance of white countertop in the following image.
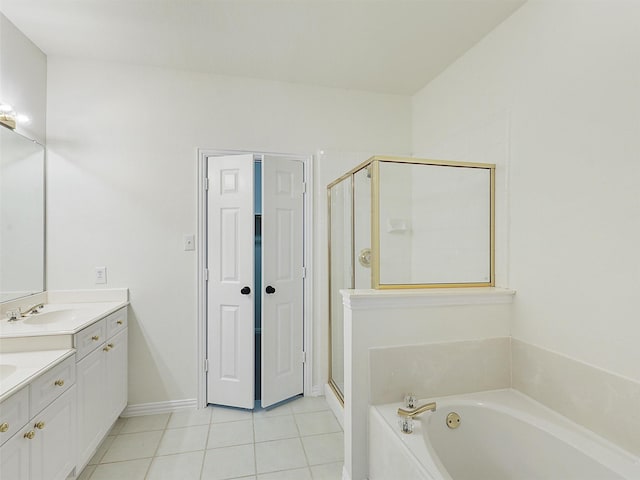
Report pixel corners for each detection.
[0,301,128,338]
[0,349,75,402]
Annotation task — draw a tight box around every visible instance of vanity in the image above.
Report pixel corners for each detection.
[0,291,129,480]
[1,116,130,478]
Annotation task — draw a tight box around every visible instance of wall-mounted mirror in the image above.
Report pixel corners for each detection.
[0,126,45,302]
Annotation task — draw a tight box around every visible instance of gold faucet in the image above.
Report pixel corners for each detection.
[21,303,44,317]
[397,401,436,418]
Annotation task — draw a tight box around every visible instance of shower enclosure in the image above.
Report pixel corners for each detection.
[327,156,495,402]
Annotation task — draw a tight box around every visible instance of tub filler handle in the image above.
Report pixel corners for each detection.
[397,401,436,418]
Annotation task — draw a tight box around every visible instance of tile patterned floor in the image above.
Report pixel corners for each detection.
[77,396,343,480]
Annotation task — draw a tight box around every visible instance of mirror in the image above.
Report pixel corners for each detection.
[375,160,493,287]
[328,176,353,402]
[0,126,45,302]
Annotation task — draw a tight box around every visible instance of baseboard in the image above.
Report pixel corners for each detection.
[121,398,198,417]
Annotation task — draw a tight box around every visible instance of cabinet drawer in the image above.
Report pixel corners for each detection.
[0,386,29,447]
[30,355,75,417]
[75,319,106,360]
[106,307,127,339]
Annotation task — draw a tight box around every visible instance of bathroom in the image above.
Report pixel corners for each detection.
[1,1,640,479]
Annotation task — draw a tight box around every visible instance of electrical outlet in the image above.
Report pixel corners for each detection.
[184,234,195,251]
[95,266,107,284]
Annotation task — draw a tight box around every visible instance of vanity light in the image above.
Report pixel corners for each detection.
[0,102,30,129]
[0,102,17,129]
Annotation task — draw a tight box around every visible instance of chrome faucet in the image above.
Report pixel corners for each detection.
[397,401,437,418]
[20,303,44,317]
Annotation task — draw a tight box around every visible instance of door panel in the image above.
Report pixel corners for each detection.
[207,154,254,409]
[261,156,304,407]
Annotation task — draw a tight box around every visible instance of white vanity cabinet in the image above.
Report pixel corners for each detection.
[0,355,77,480]
[75,307,128,470]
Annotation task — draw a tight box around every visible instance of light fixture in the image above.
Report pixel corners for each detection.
[0,101,30,129]
[0,102,16,129]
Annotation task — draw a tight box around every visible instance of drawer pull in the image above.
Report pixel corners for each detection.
[34,421,45,430]
[91,335,100,341]
[103,346,111,352]
[54,379,65,387]
[0,423,8,433]
[24,431,35,440]
[107,343,114,348]
[117,320,123,325]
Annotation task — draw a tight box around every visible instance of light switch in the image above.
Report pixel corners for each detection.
[184,234,195,251]
[95,266,107,284]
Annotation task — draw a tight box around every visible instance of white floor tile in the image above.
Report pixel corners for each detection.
[254,415,299,443]
[167,408,213,429]
[90,458,151,480]
[310,462,344,480]
[100,431,163,463]
[253,402,293,419]
[156,424,209,456]
[88,435,115,465]
[301,432,344,466]
[211,405,254,423]
[146,451,204,480]
[258,467,312,479]
[119,413,170,434]
[108,417,127,436]
[255,438,307,474]
[201,444,256,480]
[295,411,341,437]
[290,396,330,414]
[208,420,254,449]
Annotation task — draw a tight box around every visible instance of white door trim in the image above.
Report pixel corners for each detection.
[196,148,314,408]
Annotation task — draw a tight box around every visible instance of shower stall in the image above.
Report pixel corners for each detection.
[327,156,496,402]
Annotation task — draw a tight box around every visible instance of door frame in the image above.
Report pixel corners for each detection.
[196,149,314,408]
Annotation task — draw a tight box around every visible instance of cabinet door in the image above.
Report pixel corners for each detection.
[31,386,76,480]
[0,428,30,480]
[76,345,108,470]
[106,329,128,424]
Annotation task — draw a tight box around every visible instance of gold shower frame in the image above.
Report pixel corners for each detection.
[328,155,496,290]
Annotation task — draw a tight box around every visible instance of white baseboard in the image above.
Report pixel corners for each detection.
[121,398,198,417]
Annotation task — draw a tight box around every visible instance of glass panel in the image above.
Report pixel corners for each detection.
[378,161,491,285]
[353,166,371,288]
[328,176,353,398]
[0,127,45,302]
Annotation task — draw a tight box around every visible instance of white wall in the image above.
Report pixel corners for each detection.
[412,0,640,382]
[46,57,411,405]
[0,13,46,144]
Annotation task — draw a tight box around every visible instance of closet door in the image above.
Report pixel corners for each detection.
[261,155,304,408]
[207,154,255,409]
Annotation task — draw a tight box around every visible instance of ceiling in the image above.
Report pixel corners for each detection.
[0,0,525,95]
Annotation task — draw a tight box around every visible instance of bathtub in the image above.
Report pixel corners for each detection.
[369,389,640,480]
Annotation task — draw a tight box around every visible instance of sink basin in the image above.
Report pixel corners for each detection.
[21,309,80,325]
[0,364,17,381]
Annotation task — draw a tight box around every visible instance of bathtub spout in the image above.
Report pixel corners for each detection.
[397,401,436,418]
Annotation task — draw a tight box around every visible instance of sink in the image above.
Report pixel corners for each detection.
[21,309,80,325]
[0,364,17,381]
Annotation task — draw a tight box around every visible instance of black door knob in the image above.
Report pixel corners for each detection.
[265,286,276,294]
[240,286,251,295]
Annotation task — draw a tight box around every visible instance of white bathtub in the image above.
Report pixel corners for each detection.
[369,389,640,480]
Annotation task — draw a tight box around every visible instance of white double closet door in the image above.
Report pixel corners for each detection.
[207,154,304,409]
